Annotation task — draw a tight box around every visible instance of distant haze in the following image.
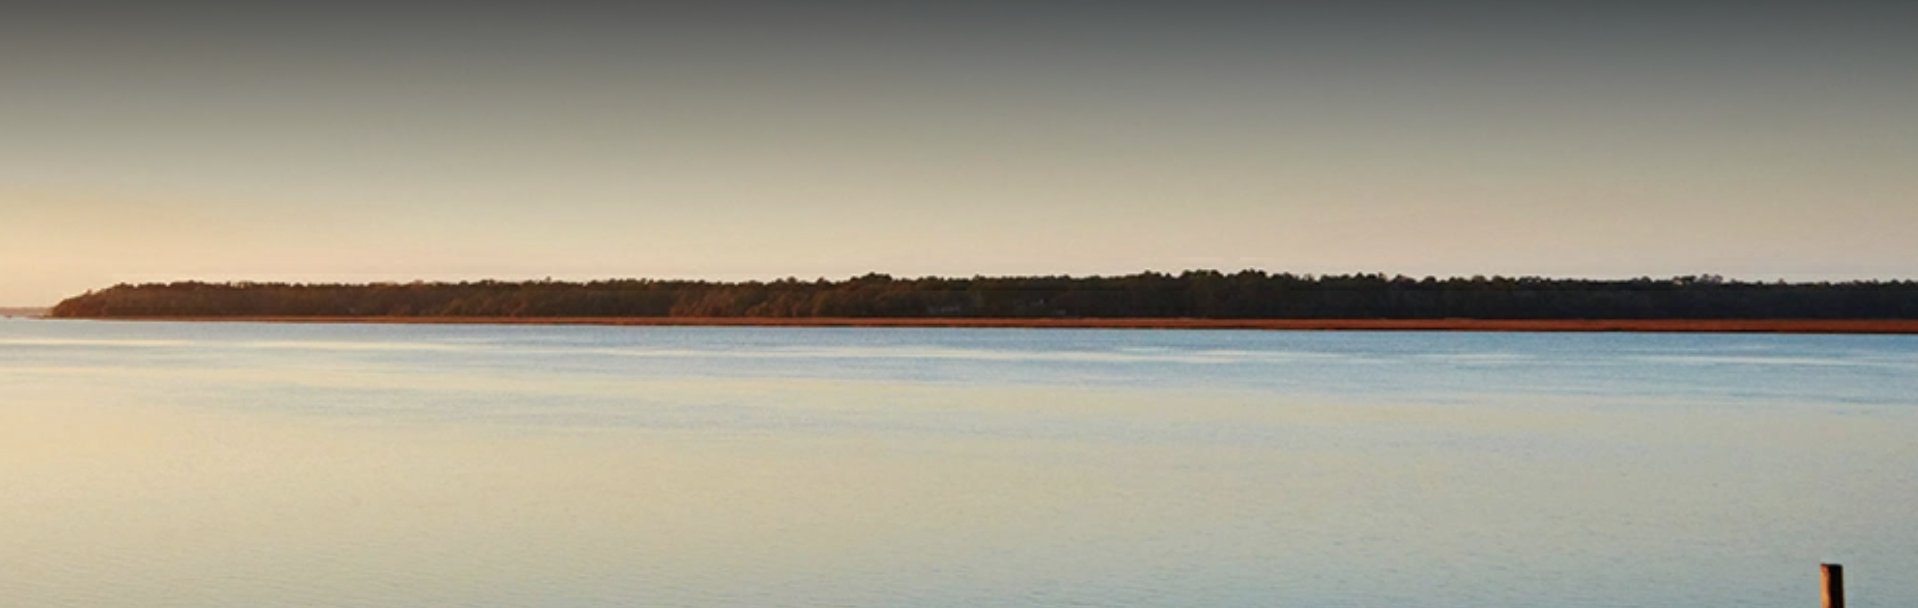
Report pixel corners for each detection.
[4,2,1915,305]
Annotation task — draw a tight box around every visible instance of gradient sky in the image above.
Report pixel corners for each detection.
[3,2,1914,305]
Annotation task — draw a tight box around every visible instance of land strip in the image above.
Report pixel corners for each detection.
[57,316,1918,334]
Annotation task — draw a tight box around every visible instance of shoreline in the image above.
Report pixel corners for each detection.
[46,316,1918,334]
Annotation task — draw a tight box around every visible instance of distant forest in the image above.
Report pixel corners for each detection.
[47,272,1918,320]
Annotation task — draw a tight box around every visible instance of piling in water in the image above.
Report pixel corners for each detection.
[1822,563,1843,608]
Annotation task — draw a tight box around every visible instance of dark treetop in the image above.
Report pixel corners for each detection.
[48,272,1918,320]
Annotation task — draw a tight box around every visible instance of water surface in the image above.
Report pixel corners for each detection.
[2,320,1914,607]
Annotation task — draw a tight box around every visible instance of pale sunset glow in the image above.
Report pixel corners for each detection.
[3,2,1914,304]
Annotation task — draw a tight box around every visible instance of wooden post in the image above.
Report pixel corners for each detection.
[1822,563,1843,608]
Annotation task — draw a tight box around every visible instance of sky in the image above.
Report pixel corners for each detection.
[3,2,1915,305]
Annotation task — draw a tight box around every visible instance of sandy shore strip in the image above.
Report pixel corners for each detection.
[49,317,1918,334]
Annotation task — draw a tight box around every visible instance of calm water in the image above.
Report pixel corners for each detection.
[2,319,1914,607]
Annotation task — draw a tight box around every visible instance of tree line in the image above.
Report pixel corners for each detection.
[47,272,1918,320]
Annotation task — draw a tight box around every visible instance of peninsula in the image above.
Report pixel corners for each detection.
[45,272,1918,333]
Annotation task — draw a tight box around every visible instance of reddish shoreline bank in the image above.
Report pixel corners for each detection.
[58,316,1918,334]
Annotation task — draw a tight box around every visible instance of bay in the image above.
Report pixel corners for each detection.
[2,319,1914,607]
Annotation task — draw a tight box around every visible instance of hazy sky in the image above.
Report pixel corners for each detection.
[3,2,1914,304]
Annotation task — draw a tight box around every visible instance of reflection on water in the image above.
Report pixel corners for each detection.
[1,319,1915,607]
